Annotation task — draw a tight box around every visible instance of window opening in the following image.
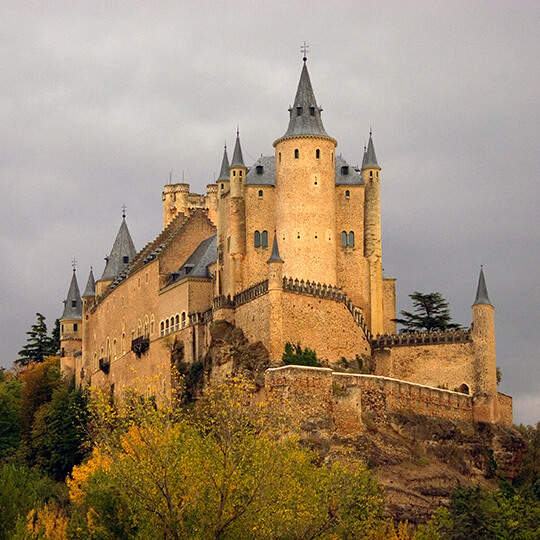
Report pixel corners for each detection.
[310,107,315,116]
[348,231,355,247]
[254,230,261,247]
[316,149,320,159]
[341,231,347,247]
[258,189,263,198]
[345,190,350,197]
[294,149,299,159]
[261,230,268,248]
[256,165,263,175]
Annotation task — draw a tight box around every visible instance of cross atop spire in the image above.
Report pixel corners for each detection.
[301,41,309,63]
[122,204,127,219]
[71,258,77,271]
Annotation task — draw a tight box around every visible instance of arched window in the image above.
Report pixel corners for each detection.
[165,319,169,334]
[160,321,164,336]
[121,333,126,354]
[175,314,180,331]
[261,230,268,248]
[258,189,263,198]
[294,149,299,159]
[150,315,155,335]
[316,149,320,159]
[458,383,470,395]
[254,230,261,247]
[94,352,98,371]
[341,231,347,247]
[113,339,117,360]
[348,231,355,247]
[370,170,373,178]
[144,315,149,337]
[181,312,186,328]
[345,189,350,198]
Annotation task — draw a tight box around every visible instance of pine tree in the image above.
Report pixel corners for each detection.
[394,292,461,332]
[16,313,58,366]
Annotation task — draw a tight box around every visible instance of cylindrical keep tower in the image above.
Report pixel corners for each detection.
[273,60,338,285]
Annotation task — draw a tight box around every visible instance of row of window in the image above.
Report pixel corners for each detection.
[278,150,334,163]
[254,230,268,248]
[160,312,187,336]
[341,231,355,248]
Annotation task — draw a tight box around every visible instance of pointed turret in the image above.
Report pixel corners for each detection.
[230,132,245,168]
[100,217,137,281]
[279,61,329,140]
[267,234,283,263]
[83,268,95,298]
[473,266,492,306]
[61,269,82,319]
[218,145,230,181]
[362,132,380,170]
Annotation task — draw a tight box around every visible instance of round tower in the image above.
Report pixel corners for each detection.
[471,267,499,423]
[162,183,190,228]
[273,60,338,285]
[215,145,230,297]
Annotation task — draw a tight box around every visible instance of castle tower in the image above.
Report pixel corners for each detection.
[95,213,137,297]
[273,59,338,285]
[362,133,384,335]
[216,145,230,297]
[205,183,218,225]
[228,132,247,295]
[162,183,190,228]
[267,234,284,361]
[471,267,499,422]
[60,268,82,380]
[82,267,95,312]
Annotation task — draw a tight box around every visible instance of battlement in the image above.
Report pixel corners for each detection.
[371,328,472,348]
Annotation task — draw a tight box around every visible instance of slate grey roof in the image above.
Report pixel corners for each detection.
[362,134,379,169]
[335,155,363,186]
[100,218,137,281]
[279,62,330,140]
[230,134,246,168]
[82,268,95,297]
[218,146,230,181]
[473,267,492,306]
[246,156,276,186]
[171,235,217,283]
[61,270,82,319]
[267,234,283,263]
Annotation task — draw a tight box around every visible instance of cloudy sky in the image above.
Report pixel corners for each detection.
[1,1,538,424]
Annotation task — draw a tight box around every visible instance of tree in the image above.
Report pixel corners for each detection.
[394,292,461,332]
[0,375,22,461]
[282,342,321,367]
[16,313,58,366]
[67,379,385,539]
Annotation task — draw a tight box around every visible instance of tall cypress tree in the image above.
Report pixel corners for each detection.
[16,313,58,366]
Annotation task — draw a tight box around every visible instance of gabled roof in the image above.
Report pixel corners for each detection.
[230,133,246,168]
[473,267,492,306]
[279,62,331,140]
[82,268,95,297]
[61,270,82,319]
[100,218,137,281]
[362,134,380,169]
[246,156,276,186]
[335,155,363,186]
[218,145,230,181]
[171,235,217,283]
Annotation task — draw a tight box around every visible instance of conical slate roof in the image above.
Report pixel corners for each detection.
[100,218,137,281]
[61,270,82,319]
[362,134,379,169]
[473,266,492,306]
[230,133,245,168]
[83,268,95,297]
[280,62,330,139]
[267,234,283,263]
[217,145,230,181]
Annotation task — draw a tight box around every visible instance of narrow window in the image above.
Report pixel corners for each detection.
[122,333,126,353]
[73,323,78,332]
[71,300,76,308]
[181,312,186,328]
[310,107,315,116]
[233,170,236,176]
[256,165,263,175]
[341,231,347,247]
[296,106,302,116]
[61,324,64,332]
[279,152,282,163]
[239,170,242,176]
[341,166,349,175]
[123,256,129,264]
[316,149,320,159]
[254,230,261,247]
[348,231,355,247]
[262,230,268,248]
[160,321,164,336]
[175,314,179,330]
[345,190,350,198]
[221,183,224,189]
[294,149,299,159]
[370,170,373,178]
[165,319,169,333]
[258,189,263,198]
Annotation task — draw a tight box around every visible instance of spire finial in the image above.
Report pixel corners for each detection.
[236,126,239,137]
[369,125,372,137]
[122,204,127,219]
[301,41,309,63]
[71,258,77,272]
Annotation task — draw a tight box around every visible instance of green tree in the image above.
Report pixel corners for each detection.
[516,422,540,499]
[16,313,58,366]
[282,342,321,367]
[0,375,22,461]
[394,292,461,332]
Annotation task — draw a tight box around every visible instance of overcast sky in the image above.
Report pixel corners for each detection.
[1,1,538,424]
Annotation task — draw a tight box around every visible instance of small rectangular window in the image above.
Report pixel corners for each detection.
[74,323,78,332]
[310,107,315,116]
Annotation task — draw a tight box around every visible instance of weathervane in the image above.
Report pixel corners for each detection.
[301,41,309,63]
[71,258,77,272]
[122,204,127,219]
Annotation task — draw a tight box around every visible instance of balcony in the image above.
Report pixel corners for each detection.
[99,357,110,374]
[131,336,150,357]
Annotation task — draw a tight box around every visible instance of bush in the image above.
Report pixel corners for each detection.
[282,342,321,367]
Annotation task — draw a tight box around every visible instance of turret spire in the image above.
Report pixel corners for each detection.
[473,266,492,306]
[230,131,245,168]
[267,234,283,263]
[362,131,380,170]
[61,269,82,319]
[100,216,137,281]
[279,61,330,139]
[217,144,230,180]
[83,267,95,297]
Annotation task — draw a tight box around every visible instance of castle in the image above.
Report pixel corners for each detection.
[59,59,512,426]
